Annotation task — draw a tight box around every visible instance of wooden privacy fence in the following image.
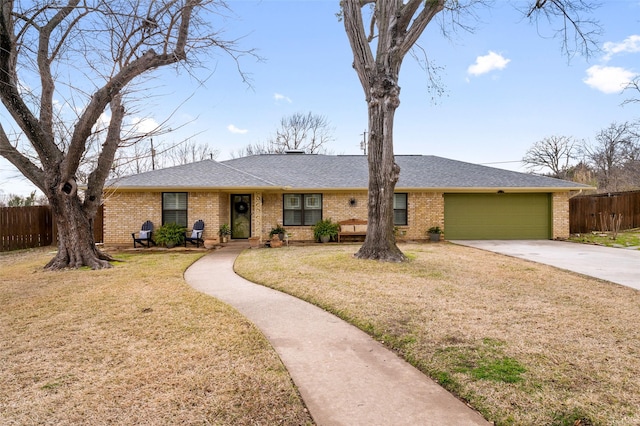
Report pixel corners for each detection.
[0,205,103,252]
[570,190,640,234]
[1,206,53,251]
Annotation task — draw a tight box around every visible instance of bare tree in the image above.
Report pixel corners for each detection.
[623,76,640,106]
[272,112,334,154]
[229,141,272,159]
[165,139,219,165]
[109,138,158,178]
[0,0,250,269]
[523,135,578,179]
[522,0,601,59]
[230,112,334,158]
[341,0,599,261]
[564,161,596,186]
[583,121,640,192]
[108,133,210,176]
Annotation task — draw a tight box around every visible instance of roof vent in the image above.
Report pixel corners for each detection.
[285,150,305,155]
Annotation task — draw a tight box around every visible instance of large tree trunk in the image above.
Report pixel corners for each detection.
[355,72,407,262]
[45,177,113,270]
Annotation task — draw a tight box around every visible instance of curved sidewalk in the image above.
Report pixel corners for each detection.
[185,245,489,426]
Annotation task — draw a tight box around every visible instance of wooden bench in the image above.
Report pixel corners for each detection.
[337,218,368,243]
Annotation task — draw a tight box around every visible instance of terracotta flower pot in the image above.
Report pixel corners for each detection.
[204,238,218,249]
[248,236,261,248]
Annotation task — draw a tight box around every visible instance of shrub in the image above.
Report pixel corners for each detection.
[313,218,339,242]
[155,222,186,247]
[219,223,231,236]
[269,224,286,238]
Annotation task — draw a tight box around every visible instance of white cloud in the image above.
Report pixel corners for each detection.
[274,92,292,103]
[603,35,640,61]
[583,65,636,94]
[131,117,160,134]
[90,111,111,132]
[467,51,510,77]
[227,124,248,134]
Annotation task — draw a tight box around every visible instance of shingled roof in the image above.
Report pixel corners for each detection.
[107,154,591,191]
[106,158,276,190]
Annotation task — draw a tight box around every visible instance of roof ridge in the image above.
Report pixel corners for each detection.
[217,161,279,187]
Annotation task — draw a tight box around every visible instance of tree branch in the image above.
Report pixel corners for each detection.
[0,123,46,191]
[0,1,59,166]
[398,0,444,57]
[62,1,198,182]
[84,94,124,214]
[38,1,81,137]
[622,77,640,106]
[525,0,601,58]
[341,0,376,94]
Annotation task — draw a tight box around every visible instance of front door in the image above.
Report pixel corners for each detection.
[231,194,251,239]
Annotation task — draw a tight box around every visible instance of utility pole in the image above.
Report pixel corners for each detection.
[360,129,367,155]
[150,138,156,170]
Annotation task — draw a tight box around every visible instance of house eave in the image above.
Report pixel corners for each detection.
[278,187,593,193]
[428,186,596,193]
[104,185,280,192]
[104,185,594,193]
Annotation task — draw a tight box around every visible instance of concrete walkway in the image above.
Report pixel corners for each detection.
[185,244,489,426]
[452,240,640,291]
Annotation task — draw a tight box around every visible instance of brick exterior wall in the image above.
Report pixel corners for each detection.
[552,192,570,239]
[104,189,570,245]
[104,192,161,245]
[257,191,371,241]
[261,193,283,240]
[187,191,222,242]
[256,191,444,242]
[404,192,445,240]
[104,191,223,245]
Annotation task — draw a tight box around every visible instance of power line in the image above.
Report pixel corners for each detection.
[479,160,524,165]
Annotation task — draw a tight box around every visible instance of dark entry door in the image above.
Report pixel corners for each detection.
[231,194,251,239]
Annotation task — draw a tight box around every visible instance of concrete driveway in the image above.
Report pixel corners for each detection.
[452,240,640,291]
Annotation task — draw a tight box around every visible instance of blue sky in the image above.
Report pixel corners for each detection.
[1,0,639,196]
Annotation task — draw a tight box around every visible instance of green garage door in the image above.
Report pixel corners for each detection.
[444,193,551,240]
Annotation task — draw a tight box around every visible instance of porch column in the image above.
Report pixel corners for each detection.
[252,192,263,239]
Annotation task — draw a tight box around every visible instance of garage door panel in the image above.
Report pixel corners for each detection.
[444,193,550,240]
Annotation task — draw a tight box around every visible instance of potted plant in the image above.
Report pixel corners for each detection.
[269,224,286,241]
[248,236,261,248]
[154,222,186,248]
[219,223,231,243]
[393,226,408,242]
[313,218,339,243]
[427,226,442,242]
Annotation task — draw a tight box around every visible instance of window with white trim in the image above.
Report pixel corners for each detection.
[283,194,322,226]
[162,192,188,227]
[394,193,408,226]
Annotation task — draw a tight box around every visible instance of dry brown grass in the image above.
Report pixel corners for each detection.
[235,243,640,426]
[0,248,312,426]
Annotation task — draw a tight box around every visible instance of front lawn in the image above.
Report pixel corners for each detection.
[0,248,312,425]
[235,243,640,426]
